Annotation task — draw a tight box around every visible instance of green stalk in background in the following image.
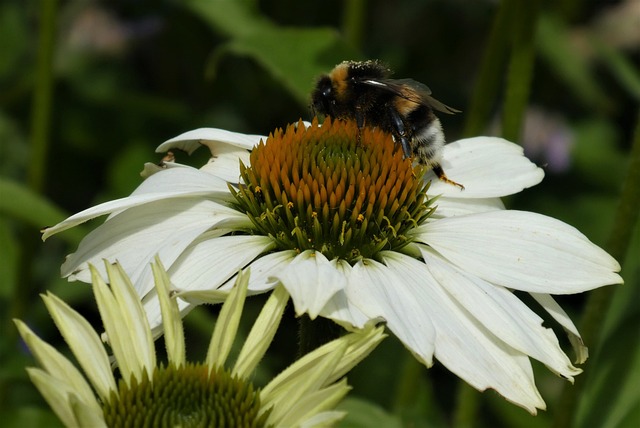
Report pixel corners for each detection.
[28,0,57,193]
[462,0,513,138]
[553,112,640,428]
[342,0,366,51]
[501,0,539,142]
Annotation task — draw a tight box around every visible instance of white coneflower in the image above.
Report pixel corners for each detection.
[43,118,622,412]
[16,257,385,427]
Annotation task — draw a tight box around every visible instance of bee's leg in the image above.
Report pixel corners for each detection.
[433,164,465,190]
[389,110,412,158]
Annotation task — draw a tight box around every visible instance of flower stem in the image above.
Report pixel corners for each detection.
[453,382,480,428]
[553,111,640,427]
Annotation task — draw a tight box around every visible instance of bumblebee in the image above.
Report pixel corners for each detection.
[311,60,463,189]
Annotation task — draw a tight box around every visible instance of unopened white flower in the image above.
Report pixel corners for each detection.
[43,118,622,413]
[16,258,385,427]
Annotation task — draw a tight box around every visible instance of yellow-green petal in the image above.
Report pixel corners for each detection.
[26,368,84,428]
[152,256,185,366]
[233,284,289,378]
[261,340,347,413]
[206,270,249,369]
[41,292,116,402]
[105,262,155,373]
[276,379,351,428]
[91,265,140,385]
[15,320,98,412]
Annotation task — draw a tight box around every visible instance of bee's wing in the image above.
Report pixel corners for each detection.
[360,78,461,114]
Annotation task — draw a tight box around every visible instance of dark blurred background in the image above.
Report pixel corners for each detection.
[1,0,638,427]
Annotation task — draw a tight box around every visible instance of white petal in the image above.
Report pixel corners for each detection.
[169,234,275,293]
[382,252,546,413]
[417,210,622,293]
[61,199,246,298]
[420,247,581,380]
[272,251,346,319]
[43,167,231,239]
[157,127,264,154]
[318,260,372,330]
[348,257,436,366]
[531,293,588,364]
[140,161,191,179]
[425,137,544,198]
[200,146,251,183]
[217,250,297,293]
[431,196,505,219]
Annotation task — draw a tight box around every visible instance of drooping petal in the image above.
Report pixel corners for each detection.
[318,259,372,330]
[531,293,589,364]
[347,257,437,366]
[169,234,276,294]
[61,199,247,296]
[42,167,231,239]
[416,210,622,293]
[420,247,582,380]
[382,252,546,413]
[425,137,544,198]
[272,250,347,319]
[157,127,264,154]
[216,250,297,294]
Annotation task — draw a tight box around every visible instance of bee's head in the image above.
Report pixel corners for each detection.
[310,75,335,117]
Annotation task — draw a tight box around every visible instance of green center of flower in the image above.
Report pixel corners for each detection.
[102,363,268,428]
[232,118,435,263]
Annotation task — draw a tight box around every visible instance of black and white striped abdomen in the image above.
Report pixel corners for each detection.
[410,117,445,169]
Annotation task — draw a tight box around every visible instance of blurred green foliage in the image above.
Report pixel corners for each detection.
[1,0,638,427]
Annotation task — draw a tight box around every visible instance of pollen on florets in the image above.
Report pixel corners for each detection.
[231,118,435,264]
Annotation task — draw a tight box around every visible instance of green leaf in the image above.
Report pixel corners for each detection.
[593,37,640,102]
[186,0,357,105]
[337,397,403,428]
[218,28,356,105]
[187,0,269,38]
[0,178,86,244]
[3,407,63,428]
[536,13,611,112]
[572,119,627,188]
[575,313,640,428]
